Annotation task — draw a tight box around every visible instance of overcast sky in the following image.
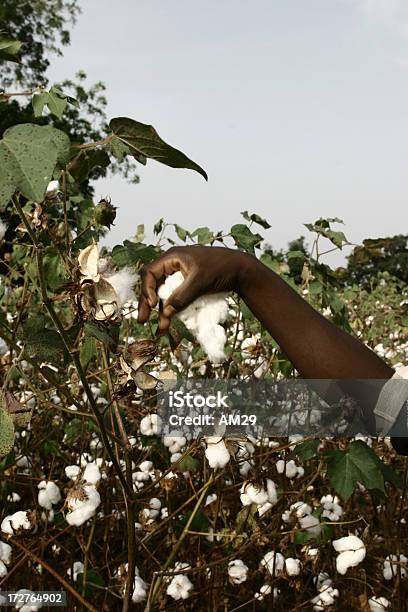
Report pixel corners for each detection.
[48,0,408,262]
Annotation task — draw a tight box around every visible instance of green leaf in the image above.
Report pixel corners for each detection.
[80,336,96,370]
[111,240,158,267]
[191,227,214,245]
[179,510,210,533]
[241,211,271,229]
[291,439,320,461]
[178,455,200,472]
[153,218,164,235]
[20,316,68,362]
[109,117,207,180]
[0,408,15,458]
[174,224,189,241]
[32,86,78,120]
[0,36,22,62]
[230,224,263,254]
[0,124,70,207]
[326,441,385,500]
[84,321,120,353]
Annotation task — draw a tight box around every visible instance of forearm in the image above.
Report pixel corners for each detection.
[238,256,394,380]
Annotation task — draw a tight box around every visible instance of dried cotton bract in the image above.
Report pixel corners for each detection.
[76,243,137,321]
[158,271,229,363]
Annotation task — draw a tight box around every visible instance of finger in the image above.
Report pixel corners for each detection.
[162,275,202,318]
[137,294,151,323]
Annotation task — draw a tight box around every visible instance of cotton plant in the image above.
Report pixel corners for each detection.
[240,479,278,516]
[320,494,343,521]
[158,271,229,363]
[276,458,304,479]
[383,554,407,580]
[332,536,366,575]
[37,481,62,511]
[166,562,194,601]
[282,501,321,535]
[64,461,102,527]
[311,575,339,610]
[368,595,391,611]
[76,243,137,321]
[204,436,231,469]
[0,540,12,578]
[140,498,162,526]
[228,559,249,584]
[1,511,34,535]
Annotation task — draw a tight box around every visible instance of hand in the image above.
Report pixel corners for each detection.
[137,246,251,331]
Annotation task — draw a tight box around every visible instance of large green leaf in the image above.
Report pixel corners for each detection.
[0,124,71,207]
[326,441,385,500]
[20,316,68,362]
[109,117,207,180]
[111,240,158,268]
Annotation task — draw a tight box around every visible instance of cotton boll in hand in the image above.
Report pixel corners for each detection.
[157,272,229,363]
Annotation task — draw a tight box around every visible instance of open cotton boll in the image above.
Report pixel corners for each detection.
[383,554,407,580]
[132,567,148,603]
[321,495,343,522]
[157,271,229,363]
[0,220,7,242]
[205,436,230,468]
[83,462,101,485]
[261,551,285,575]
[140,413,162,436]
[67,561,84,581]
[285,558,301,576]
[166,563,194,600]
[1,511,32,535]
[105,269,138,308]
[369,596,391,611]
[66,485,101,527]
[0,541,12,566]
[332,535,366,574]
[38,481,61,510]
[228,559,249,584]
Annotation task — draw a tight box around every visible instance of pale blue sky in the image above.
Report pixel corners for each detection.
[48,0,408,262]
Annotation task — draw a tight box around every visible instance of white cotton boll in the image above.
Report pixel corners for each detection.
[205,494,217,506]
[0,220,7,242]
[65,465,81,480]
[205,436,230,468]
[1,511,32,535]
[139,460,153,473]
[240,483,269,506]
[383,554,407,580]
[158,272,229,363]
[132,575,147,603]
[140,414,162,436]
[170,452,182,463]
[321,495,343,522]
[312,583,339,610]
[369,596,391,611]
[332,536,366,574]
[276,459,303,479]
[66,485,101,527]
[106,269,137,308]
[299,514,321,535]
[285,558,301,576]
[228,559,249,584]
[83,462,101,485]
[166,567,194,601]
[46,180,60,195]
[261,551,285,575]
[254,584,277,601]
[67,561,84,581]
[38,481,61,510]
[0,560,8,578]
[0,541,12,566]
[163,433,186,454]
